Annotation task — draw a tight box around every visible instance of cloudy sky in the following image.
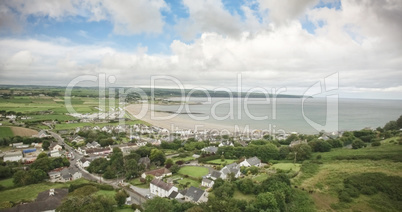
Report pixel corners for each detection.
[0,0,401,99]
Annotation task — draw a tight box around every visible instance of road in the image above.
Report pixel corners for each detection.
[49,130,149,205]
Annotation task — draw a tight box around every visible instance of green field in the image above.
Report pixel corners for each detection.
[171,156,194,163]
[233,189,256,201]
[129,178,149,188]
[0,178,14,188]
[177,166,209,178]
[0,179,90,208]
[295,140,402,211]
[0,127,13,138]
[206,159,238,165]
[177,177,201,188]
[271,163,301,172]
[252,173,268,183]
[95,190,117,198]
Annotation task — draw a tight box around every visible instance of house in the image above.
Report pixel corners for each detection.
[289,140,307,148]
[168,190,184,200]
[49,142,63,151]
[34,130,51,138]
[220,163,241,180]
[138,156,151,168]
[201,146,218,154]
[71,135,84,143]
[184,186,208,203]
[3,151,23,162]
[209,170,222,180]
[86,141,101,149]
[49,167,82,182]
[85,147,112,155]
[218,141,234,147]
[1,189,68,212]
[78,157,91,168]
[201,178,214,188]
[150,179,178,197]
[50,150,61,157]
[239,156,261,167]
[48,167,64,181]
[141,168,172,179]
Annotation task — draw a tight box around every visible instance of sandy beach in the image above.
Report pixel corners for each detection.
[125,104,237,133]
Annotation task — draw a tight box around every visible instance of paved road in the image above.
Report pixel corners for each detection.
[49,130,148,205]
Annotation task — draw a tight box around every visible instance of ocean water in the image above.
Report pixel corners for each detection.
[153,98,402,134]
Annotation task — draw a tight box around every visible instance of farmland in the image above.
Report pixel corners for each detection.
[10,127,38,137]
[0,127,13,138]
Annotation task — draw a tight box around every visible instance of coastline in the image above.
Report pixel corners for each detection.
[125,104,238,133]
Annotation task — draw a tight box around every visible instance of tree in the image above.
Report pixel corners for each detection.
[103,166,116,179]
[237,178,255,194]
[170,164,180,174]
[145,174,154,184]
[37,152,48,159]
[279,146,290,159]
[150,149,166,166]
[291,144,312,161]
[352,138,366,149]
[115,190,128,207]
[165,158,173,168]
[254,192,278,210]
[125,159,141,179]
[143,197,174,212]
[42,140,50,150]
[0,166,13,179]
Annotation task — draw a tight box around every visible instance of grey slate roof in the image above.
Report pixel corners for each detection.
[168,191,178,199]
[246,156,261,166]
[210,170,221,179]
[151,179,174,191]
[202,178,213,184]
[185,186,205,202]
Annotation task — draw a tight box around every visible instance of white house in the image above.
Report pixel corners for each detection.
[239,156,262,167]
[220,163,241,180]
[50,150,61,157]
[3,151,23,162]
[50,143,63,151]
[150,179,178,198]
[201,178,214,188]
[78,158,91,168]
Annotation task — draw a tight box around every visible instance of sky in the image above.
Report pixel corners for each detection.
[0,0,401,99]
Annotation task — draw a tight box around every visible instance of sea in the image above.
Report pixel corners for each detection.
[153,97,402,134]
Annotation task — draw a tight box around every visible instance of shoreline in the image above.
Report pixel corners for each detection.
[125,104,240,133]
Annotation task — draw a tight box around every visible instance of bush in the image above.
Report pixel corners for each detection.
[338,191,352,203]
[371,141,381,147]
[316,155,322,160]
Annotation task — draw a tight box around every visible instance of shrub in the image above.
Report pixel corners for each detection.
[338,191,352,203]
[316,155,322,160]
[371,141,381,147]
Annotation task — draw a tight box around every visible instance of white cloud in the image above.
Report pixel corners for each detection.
[0,0,401,99]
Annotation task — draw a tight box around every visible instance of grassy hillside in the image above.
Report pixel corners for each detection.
[294,138,402,212]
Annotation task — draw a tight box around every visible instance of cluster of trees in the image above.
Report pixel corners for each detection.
[87,147,145,180]
[217,143,279,162]
[13,153,69,186]
[0,136,52,147]
[143,173,315,212]
[339,172,402,207]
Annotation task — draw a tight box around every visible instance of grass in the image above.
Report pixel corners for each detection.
[177,166,209,178]
[171,156,194,163]
[206,159,237,165]
[95,190,117,198]
[295,142,402,212]
[0,178,14,188]
[130,178,149,189]
[233,189,256,201]
[0,127,13,138]
[0,179,90,206]
[271,163,301,172]
[252,173,268,183]
[177,178,201,188]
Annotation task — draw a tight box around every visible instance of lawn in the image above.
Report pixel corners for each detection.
[0,178,14,188]
[252,173,268,183]
[171,156,194,163]
[0,127,13,138]
[233,189,256,202]
[206,159,238,165]
[130,178,149,189]
[177,166,209,178]
[95,190,117,198]
[271,163,301,172]
[177,177,201,188]
[0,179,90,207]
